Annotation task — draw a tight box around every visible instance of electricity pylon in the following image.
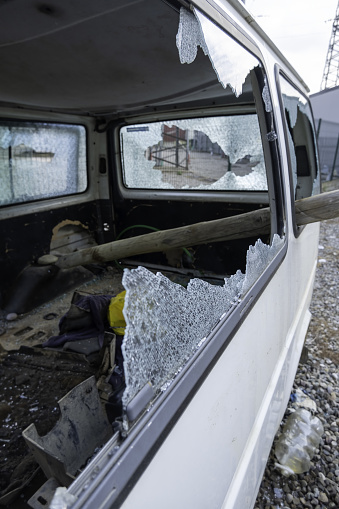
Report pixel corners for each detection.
[321,1,339,90]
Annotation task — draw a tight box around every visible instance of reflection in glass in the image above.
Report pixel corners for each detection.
[121,116,267,191]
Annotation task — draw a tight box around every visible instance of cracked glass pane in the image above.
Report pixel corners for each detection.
[0,122,87,206]
[122,234,283,410]
[280,77,320,198]
[177,7,258,97]
[121,115,267,191]
[262,77,273,113]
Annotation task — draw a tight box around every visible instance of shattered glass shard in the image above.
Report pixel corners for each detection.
[262,78,273,113]
[241,234,284,294]
[121,267,242,408]
[179,7,259,97]
[176,8,208,64]
[121,235,283,411]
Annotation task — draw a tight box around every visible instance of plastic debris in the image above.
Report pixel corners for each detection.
[108,291,126,335]
[50,487,77,509]
[274,408,324,476]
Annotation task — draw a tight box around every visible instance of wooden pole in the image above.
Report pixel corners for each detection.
[56,189,339,269]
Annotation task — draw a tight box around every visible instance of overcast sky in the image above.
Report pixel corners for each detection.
[245,0,338,94]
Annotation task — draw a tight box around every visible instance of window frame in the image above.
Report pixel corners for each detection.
[0,118,89,209]
[276,68,320,238]
[112,108,271,205]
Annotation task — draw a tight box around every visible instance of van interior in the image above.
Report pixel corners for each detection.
[0,0,286,506]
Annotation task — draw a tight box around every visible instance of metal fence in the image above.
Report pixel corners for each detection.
[315,118,339,181]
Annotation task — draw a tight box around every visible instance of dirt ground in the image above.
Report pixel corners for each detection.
[0,267,125,507]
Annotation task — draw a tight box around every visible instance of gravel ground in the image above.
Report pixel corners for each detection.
[254,217,339,509]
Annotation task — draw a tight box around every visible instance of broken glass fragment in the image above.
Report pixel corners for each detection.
[262,77,273,113]
[176,7,259,97]
[176,8,208,64]
[120,123,174,189]
[50,487,77,509]
[121,235,283,411]
[0,127,11,149]
[241,234,284,294]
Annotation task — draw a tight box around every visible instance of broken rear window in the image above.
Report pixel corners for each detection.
[0,121,87,207]
[119,6,271,195]
[120,115,268,191]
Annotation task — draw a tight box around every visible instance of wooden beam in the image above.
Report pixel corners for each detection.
[295,188,339,224]
[56,189,339,269]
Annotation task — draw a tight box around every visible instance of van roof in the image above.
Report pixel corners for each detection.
[0,0,308,117]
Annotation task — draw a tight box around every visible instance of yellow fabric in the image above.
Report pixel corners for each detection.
[108,290,126,335]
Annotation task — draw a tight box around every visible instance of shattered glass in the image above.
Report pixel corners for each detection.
[262,78,273,113]
[121,123,175,190]
[176,8,208,64]
[280,77,320,197]
[241,234,284,294]
[0,122,87,206]
[121,115,268,191]
[121,234,283,409]
[177,7,258,97]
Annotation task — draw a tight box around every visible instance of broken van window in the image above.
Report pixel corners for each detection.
[177,7,258,97]
[279,77,320,199]
[0,122,87,206]
[120,8,269,192]
[120,115,268,191]
[121,234,283,410]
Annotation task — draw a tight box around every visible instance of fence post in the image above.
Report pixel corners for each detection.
[329,134,339,180]
[316,118,322,141]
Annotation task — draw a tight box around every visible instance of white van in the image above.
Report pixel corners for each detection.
[0,1,320,508]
